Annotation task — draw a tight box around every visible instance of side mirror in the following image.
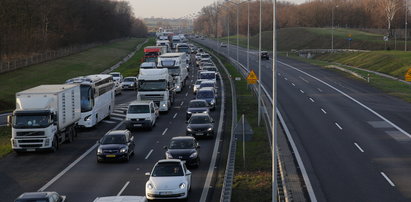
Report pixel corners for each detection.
[130,136,134,142]
[211,120,215,123]
[7,115,12,127]
[185,120,189,124]
[163,146,168,150]
[197,145,200,149]
[186,170,191,176]
[123,110,127,114]
[145,172,151,176]
[97,139,101,144]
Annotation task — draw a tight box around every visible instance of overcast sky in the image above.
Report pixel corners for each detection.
[130,0,306,19]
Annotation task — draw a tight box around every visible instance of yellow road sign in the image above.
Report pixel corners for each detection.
[246,70,258,84]
[405,68,411,82]
[348,33,352,38]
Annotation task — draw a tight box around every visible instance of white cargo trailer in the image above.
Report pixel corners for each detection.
[8,84,81,152]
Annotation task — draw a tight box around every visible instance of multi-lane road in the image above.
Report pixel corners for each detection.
[195,37,411,201]
[0,58,225,201]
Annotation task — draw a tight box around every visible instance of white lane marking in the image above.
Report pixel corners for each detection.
[38,119,125,191]
[110,117,124,121]
[381,172,395,187]
[162,128,168,136]
[354,143,365,153]
[185,92,189,97]
[189,85,192,89]
[300,90,305,94]
[278,73,281,76]
[279,60,411,138]
[335,122,343,130]
[111,112,125,117]
[321,108,327,114]
[102,120,116,124]
[114,109,124,113]
[277,110,318,202]
[180,101,184,106]
[145,149,154,160]
[284,77,288,81]
[291,83,295,86]
[299,76,309,83]
[173,113,178,119]
[117,181,130,196]
[317,88,323,92]
[309,98,315,103]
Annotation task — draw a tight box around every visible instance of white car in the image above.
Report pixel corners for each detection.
[193,80,202,94]
[110,72,123,83]
[122,77,138,91]
[93,196,147,202]
[145,159,191,200]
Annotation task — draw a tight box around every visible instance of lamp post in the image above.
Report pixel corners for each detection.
[272,1,277,201]
[247,0,250,71]
[258,0,262,126]
[406,0,408,51]
[225,0,245,64]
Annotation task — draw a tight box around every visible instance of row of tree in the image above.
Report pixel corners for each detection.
[0,0,148,61]
[194,0,408,38]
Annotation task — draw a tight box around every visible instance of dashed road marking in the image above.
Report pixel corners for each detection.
[145,149,154,160]
[117,181,130,196]
[381,172,395,187]
[173,113,178,119]
[284,77,288,81]
[102,120,116,124]
[300,90,305,94]
[317,88,323,92]
[321,108,327,114]
[291,83,295,86]
[180,101,184,106]
[354,143,364,153]
[162,128,168,136]
[309,98,315,103]
[335,122,343,130]
[299,76,309,83]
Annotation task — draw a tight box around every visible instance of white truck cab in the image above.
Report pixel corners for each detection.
[125,101,158,130]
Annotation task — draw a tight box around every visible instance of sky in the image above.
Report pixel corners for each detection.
[130,0,306,19]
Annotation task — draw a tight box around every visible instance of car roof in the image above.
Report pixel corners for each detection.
[171,136,196,141]
[93,196,147,202]
[190,99,208,103]
[17,192,53,199]
[129,100,152,105]
[157,159,183,163]
[191,113,210,118]
[201,80,216,84]
[124,77,137,79]
[106,130,128,135]
[198,87,215,91]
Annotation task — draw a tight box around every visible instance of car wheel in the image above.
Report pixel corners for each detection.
[125,154,130,162]
[51,136,58,152]
[97,158,102,163]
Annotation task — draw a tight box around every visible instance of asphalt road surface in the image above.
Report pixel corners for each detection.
[195,37,411,202]
[0,57,224,201]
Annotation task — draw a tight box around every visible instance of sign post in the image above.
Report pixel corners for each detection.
[347,33,352,49]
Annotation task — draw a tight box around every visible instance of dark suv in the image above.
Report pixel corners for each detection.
[97,130,135,162]
[261,51,269,60]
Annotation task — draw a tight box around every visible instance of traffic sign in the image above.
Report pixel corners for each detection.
[246,70,258,84]
[383,35,389,41]
[405,68,411,82]
[348,33,352,38]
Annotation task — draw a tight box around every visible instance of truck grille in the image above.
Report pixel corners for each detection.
[140,94,164,101]
[18,139,43,143]
[103,149,119,153]
[16,131,45,137]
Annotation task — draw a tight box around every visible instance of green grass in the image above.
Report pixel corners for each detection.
[0,126,12,157]
[0,38,146,112]
[217,54,272,201]
[287,53,411,103]
[218,27,411,51]
[115,38,155,77]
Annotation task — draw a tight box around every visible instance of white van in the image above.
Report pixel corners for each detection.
[125,101,159,130]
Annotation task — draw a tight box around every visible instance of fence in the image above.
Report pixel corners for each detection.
[0,38,127,74]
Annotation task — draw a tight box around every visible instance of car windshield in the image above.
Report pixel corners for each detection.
[199,73,215,80]
[195,81,202,85]
[152,162,184,177]
[13,113,51,128]
[111,73,120,78]
[169,139,195,149]
[101,135,126,145]
[189,115,211,124]
[123,78,135,82]
[189,101,208,108]
[128,105,149,114]
[15,199,48,202]
[197,90,214,99]
[139,81,167,91]
[201,54,210,59]
[200,83,214,88]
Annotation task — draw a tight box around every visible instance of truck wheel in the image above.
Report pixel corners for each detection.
[66,128,74,143]
[51,136,58,152]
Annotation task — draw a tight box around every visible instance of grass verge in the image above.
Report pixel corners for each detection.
[0,38,146,112]
[286,53,411,103]
[114,38,155,77]
[0,126,12,157]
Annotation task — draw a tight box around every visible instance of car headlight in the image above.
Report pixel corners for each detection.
[207,127,213,131]
[210,99,215,105]
[179,182,186,189]
[120,147,128,153]
[147,183,154,190]
[189,152,198,159]
[165,152,173,159]
[44,138,50,146]
[202,111,208,114]
[187,127,192,132]
[162,103,166,107]
[84,115,92,121]
[187,111,192,114]
[130,83,134,86]
[97,147,102,154]
[176,85,181,89]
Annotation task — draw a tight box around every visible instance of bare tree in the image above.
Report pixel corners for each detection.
[379,0,402,36]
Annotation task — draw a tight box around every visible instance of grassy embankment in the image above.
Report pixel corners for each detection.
[209,50,272,201]
[218,27,411,51]
[0,38,148,157]
[288,51,411,103]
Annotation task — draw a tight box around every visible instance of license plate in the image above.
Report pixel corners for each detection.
[196,133,203,136]
[159,192,172,195]
[134,124,142,127]
[26,148,35,152]
[106,154,116,158]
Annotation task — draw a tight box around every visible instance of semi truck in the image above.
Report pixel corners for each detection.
[8,84,81,152]
[137,68,175,112]
[157,53,189,93]
[144,46,167,63]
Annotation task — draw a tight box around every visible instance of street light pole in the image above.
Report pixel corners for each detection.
[258,0,262,126]
[406,0,408,51]
[236,4,239,63]
[272,1,277,201]
[247,0,250,71]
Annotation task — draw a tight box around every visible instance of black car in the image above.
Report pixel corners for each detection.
[164,136,200,167]
[261,51,269,60]
[97,130,135,162]
[186,99,210,120]
[186,113,215,138]
[15,192,66,202]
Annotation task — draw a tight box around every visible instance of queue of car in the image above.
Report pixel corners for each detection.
[14,34,220,201]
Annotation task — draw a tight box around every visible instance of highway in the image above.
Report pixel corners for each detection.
[0,58,225,201]
[194,37,411,201]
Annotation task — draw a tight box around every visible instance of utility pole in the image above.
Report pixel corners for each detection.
[272,0,278,201]
[406,0,408,51]
[258,0,262,126]
[247,0,250,71]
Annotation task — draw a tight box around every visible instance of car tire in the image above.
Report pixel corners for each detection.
[51,136,58,152]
